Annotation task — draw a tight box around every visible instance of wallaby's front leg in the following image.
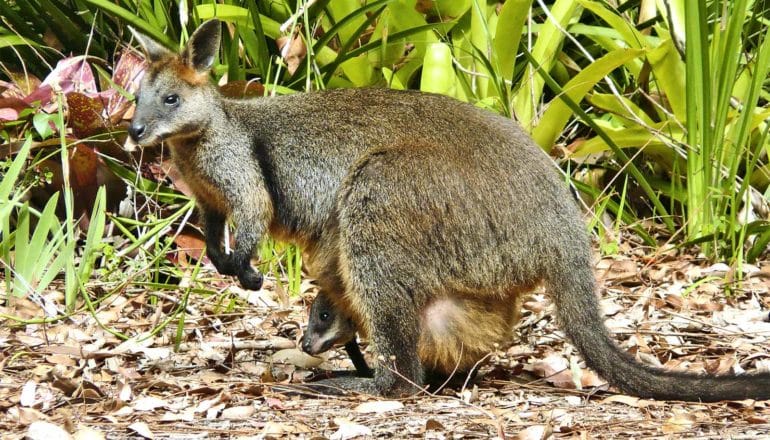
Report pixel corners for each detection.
[344,340,374,377]
[227,184,272,290]
[229,210,264,290]
[200,200,265,290]
[202,209,238,276]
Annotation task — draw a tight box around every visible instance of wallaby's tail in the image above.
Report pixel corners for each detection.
[546,258,770,402]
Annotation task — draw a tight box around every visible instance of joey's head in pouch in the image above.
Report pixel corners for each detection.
[128,20,221,147]
[302,291,373,378]
[302,291,357,356]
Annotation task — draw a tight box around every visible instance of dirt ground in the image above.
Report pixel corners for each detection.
[2,245,770,439]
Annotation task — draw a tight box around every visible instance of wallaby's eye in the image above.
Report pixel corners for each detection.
[164,94,179,106]
[320,312,330,321]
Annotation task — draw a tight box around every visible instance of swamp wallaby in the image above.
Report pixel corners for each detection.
[127,19,770,401]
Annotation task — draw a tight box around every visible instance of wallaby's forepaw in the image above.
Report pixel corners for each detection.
[207,250,238,276]
[238,267,263,290]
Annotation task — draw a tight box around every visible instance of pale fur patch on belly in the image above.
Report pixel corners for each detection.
[418,294,521,375]
[423,297,463,337]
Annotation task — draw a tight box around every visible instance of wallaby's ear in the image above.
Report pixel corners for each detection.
[182,19,221,72]
[129,26,171,63]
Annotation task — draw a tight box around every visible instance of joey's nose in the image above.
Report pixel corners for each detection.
[128,123,146,141]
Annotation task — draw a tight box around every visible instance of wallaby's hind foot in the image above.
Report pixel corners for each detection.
[273,377,384,398]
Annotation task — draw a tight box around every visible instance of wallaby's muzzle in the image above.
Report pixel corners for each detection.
[128,122,146,142]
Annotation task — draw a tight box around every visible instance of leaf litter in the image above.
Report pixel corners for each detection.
[1,247,770,438]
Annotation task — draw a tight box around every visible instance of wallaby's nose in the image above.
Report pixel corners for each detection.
[300,336,311,354]
[128,123,146,141]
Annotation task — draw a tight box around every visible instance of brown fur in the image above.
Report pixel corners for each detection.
[127,20,770,402]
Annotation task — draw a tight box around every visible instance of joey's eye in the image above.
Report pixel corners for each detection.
[164,94,179,106]
[320,312,330,321]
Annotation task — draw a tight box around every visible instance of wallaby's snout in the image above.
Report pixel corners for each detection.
[300,335,313,354]
[128,122,146,142]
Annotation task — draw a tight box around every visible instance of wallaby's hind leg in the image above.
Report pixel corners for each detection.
[358,284,424,395]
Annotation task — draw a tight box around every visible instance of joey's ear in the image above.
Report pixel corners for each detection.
[182,19,221,72]
[129,27,171,63]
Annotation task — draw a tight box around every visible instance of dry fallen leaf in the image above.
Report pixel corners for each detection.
[15,406,46,425]
[354,400,404,414]
[517,424,550,440]
[161,409,195,422]
[21,380,37,407]
[662,412,697,434]
[72,426,106,440]
[127,421,154,439]
[599,394,649,408]
[220,405,256,419]
[270,348,324,368]
[261,421,312,436]
[132,396,168,412]
[117,379,132,402]
[206,403,226,419]
[26,421,72,440]
[424,418,445,431]
[276,32,307,75]
[330,418,372,440]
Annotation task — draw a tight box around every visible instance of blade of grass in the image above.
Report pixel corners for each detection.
[683,0,714,253]
[81,0,175,48]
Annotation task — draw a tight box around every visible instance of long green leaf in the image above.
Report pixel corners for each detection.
[195,3,281,39]
[420,42,457,96]
[523,47,676,232]
[588,93,656,127]
[78,186,107,285]
[513,0,580,130]
[0,137,33,203]
[533,48,644,149]
[312,0,393,52]
[492,0,532,83]
[647,38,686,122]
[82,0,175,48]
[26,195,60,280]
[684,0,713,246]
[0,34,40,49]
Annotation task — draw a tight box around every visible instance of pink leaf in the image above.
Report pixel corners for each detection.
[100,51,147,120]
[37,56,97,111]
[0,108,19,121]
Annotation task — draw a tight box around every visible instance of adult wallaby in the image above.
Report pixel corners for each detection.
[128,19,770,401]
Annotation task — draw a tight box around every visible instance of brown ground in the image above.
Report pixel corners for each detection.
[2,244,770,439]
